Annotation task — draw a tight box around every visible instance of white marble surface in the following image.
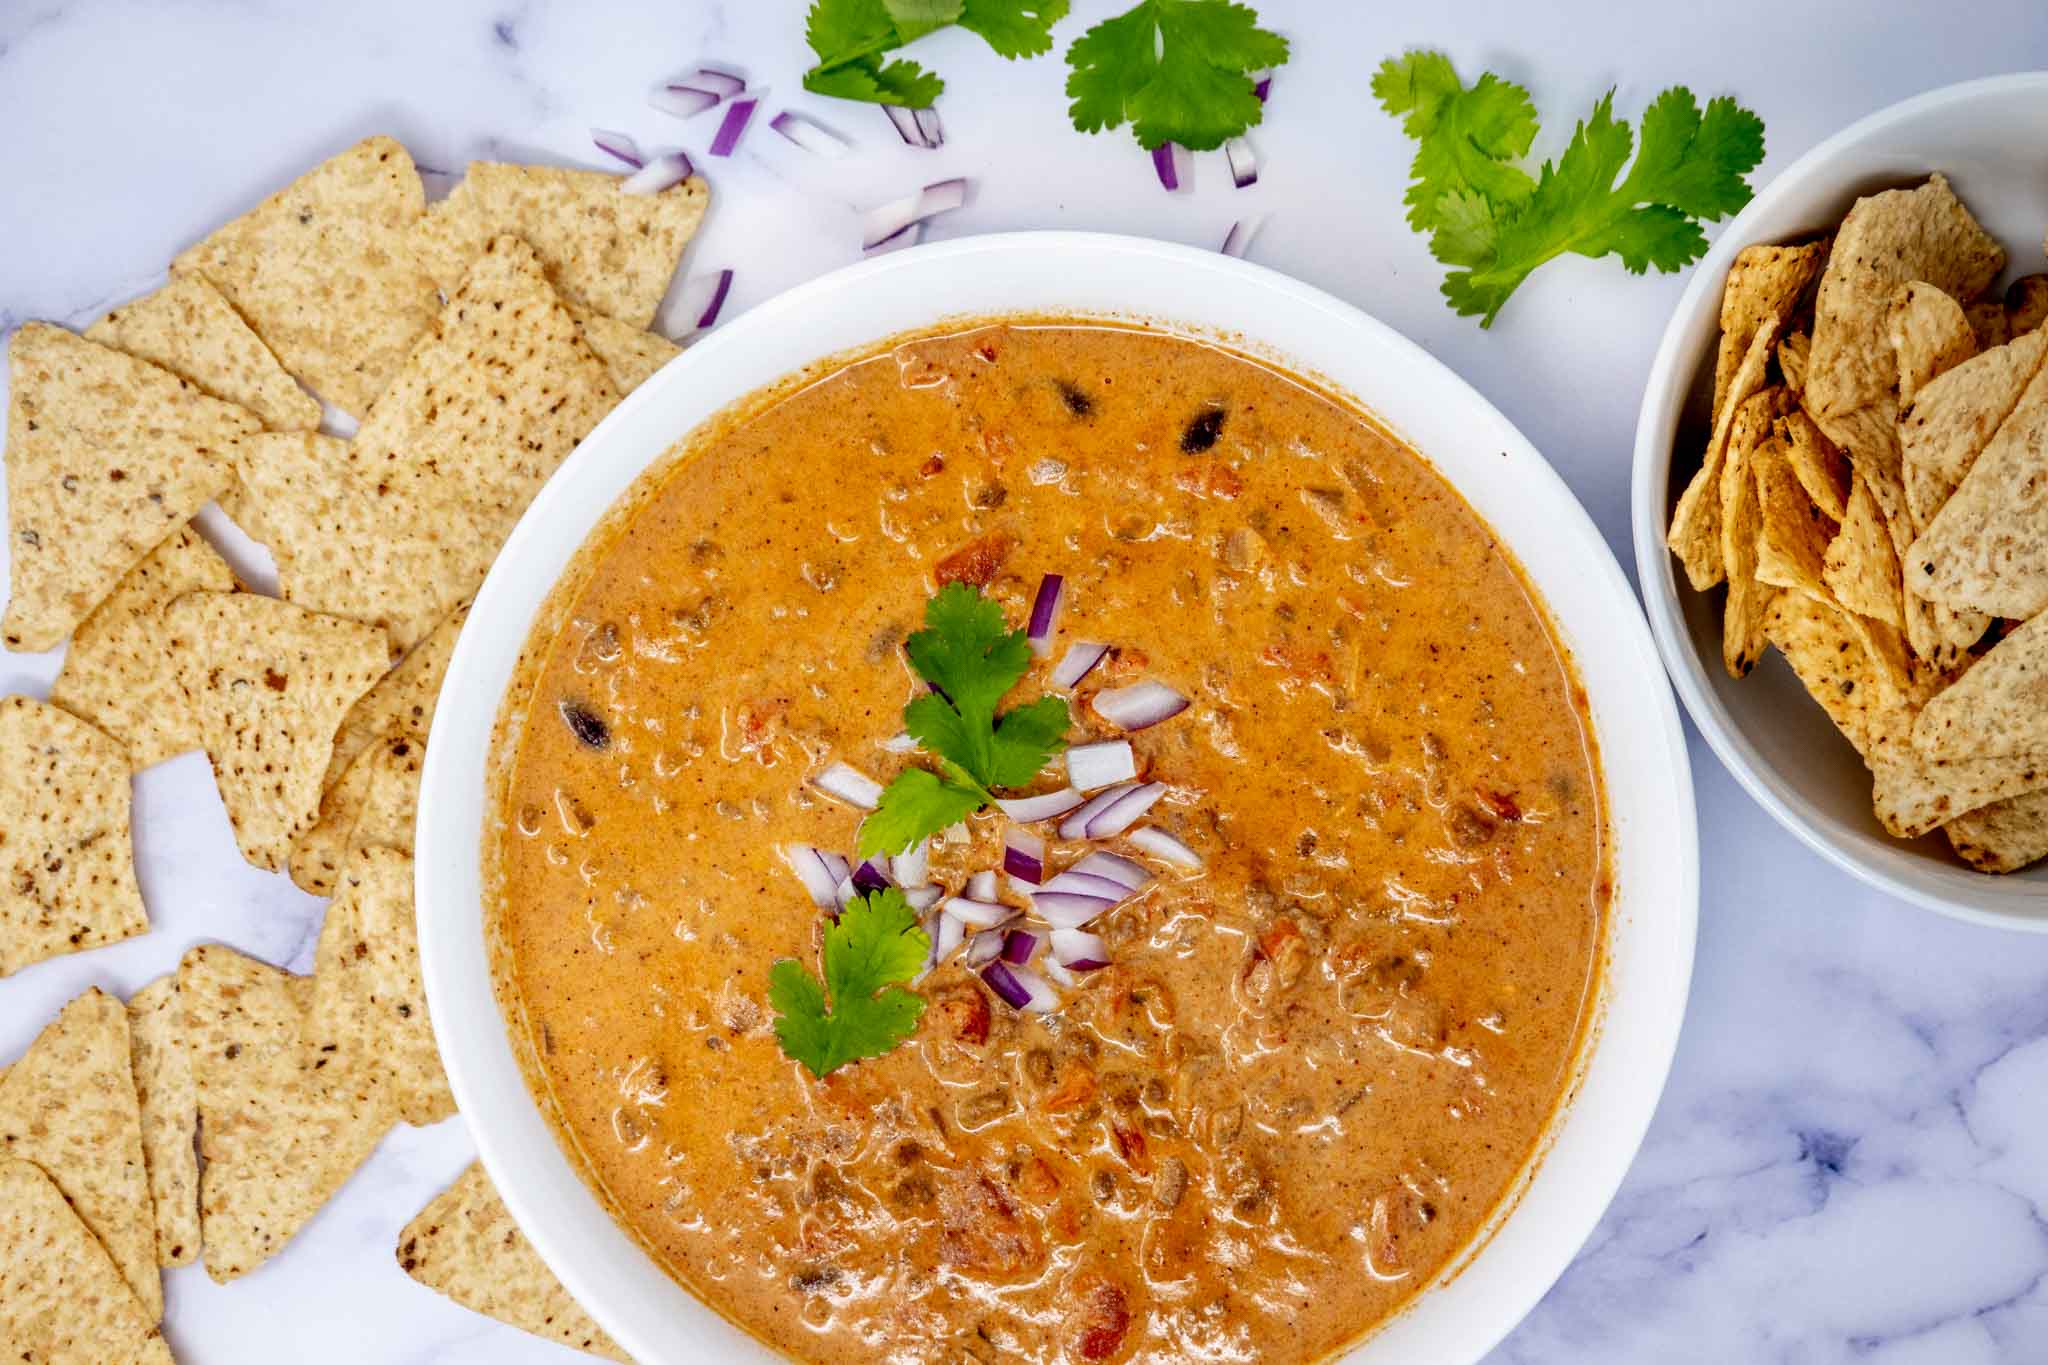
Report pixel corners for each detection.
[3,1,2048,1361]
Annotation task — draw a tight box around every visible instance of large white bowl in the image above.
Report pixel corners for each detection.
[1632,73,2048,931]
[418,233,1697,1365]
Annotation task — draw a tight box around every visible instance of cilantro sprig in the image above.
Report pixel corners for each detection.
[1375,51,1765,326]
[802,0,1070,108]
[859,583,1070,858]
[770,887,931,1078]
[1065,0,1287,151]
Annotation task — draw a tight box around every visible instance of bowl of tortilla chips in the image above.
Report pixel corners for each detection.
[1634,71,2048,929]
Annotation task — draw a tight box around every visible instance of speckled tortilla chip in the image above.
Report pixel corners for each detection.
[1714,241,1827,424]
[47,528,235,770]
[0,989,158,1318]
[1719,388,1788,676]
[413,162,708,329]
[1778,330,1811,397]
[84,274,319,433]
[1764,592,1886,754]
[1776,409,1850,522]
[171,136,439,415]
[1887,281,1976,406]
[398,1162,627,1362]
[1807,175,2005,423]
[1670,312,1784,590]
[1914,613,2048,760]
[576,312,681,394]
[1871,746,2048,838]
[0,697,148,977]
[1824,475,1905,629]
[1907,362,2048,619]
[1754,437,1836,596]
[1965,298,2010,351]
[1900,328,2048,528]
[325,603,467,790]
[180,944,397,1283]
[291,733,422,895]
[127,977,199,1268]
[164,592,388,871]
[307,846,452,1127]
[0,1158,174,1365]
[2,324,249,652]
[1945,788,2048,873]
[2008,275,2048,336]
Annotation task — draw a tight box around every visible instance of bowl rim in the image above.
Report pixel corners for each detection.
[1630,70,2048,932]
[419,229,1699,1364]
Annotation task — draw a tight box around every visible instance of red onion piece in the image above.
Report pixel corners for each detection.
[709,97,758,156]
[905,884,944,912]
[1067,740,1136,792]
[590,128,645,169]
[1253,70,1274,103]
[621,150,695,196]
[1059,782,1137,839]
[1085,781,1166,838]
[770,110,850,159]
[833,874,857,912]
[941,821,969,845]
[1031,891,1116,929]
[813,761,882,810]
[967,870,999,902]
[861,178,968,253]
[1072,851,1150,892]
[881,104,926,147]
[1002,827,1045,883]
[1000,928,1039,965]
[995,788,1085,823]
[942,896,1013,929]
[1027,573,1065,658]
[1050,641,1110,689]
[893,837,929,888]
[649,85,722,120]
[1151,142,1185,191]
[1041,870,1130,901]
[964,928,1007,967]
[851,855,893,895]
[782,844,842,910]
[1040,957,1079,988]
[1091,681,1189,732]
[982,960,1057,1012]
[1220,215,1266,259]
[690,67,746,100]
[1050,928,1112,970]
[881,731,918,754]
[693,269,733,330]
[1225,136,1258,189]
[934,908,966,959]
[916,910,941,982]
[1127,825,1203,869]
[914,106,944,148]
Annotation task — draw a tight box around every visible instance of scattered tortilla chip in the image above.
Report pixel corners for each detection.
[1714,241,1827,425]
[307,846,453,1126]
[1669,312,1784,590]
[84,273,319,433]
[2008,274,2048,336]
[0,1158,174,1365]
[1718,387,1788,676]
[1778,330,1811,397]
[290,730,421,895]
[398,1161,628,1362]
[1907,362,2048,619]
[1807,175,2005,423]
[1776,409,1850,522]
[1945,788,2048,874]
[47,527,236,769]
[179,943,397,1283]
[2,324,250,651]
[413,161,708,329]
[127,977,200,1268]
[0,696,148,976]
[1887,281,1976,405]
[326,603,467,790]
[1824,475,1905,629]
[0,989,159,1318]
[164,592,388,871]
[1914,612,2048,760]
[172,136,439,415]
[1966,298,2011,351]
[1871,746,2048,839]
[1902,327,2048,526]
[577,311,681,394]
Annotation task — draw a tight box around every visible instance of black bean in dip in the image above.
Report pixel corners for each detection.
[557,698,610,750]
[1055,379,1094,417]
[1180,405,1225,453]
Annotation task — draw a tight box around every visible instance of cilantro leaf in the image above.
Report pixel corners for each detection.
[1371,52,1537,232]
[859,765,985,858]
[802,0,1065,109]
[884,0,965,42]
[771,888,931,1078]
[986,695,1071,788]
[1065,0,1288,151]
[803,54,946,106]
[960,0,1069,58]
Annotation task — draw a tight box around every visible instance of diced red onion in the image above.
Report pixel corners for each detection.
[649,85,722,120]
[1072,851,1150,892]
[677,268,733,332]
[914,106,943,148]
[1050,928,1113,971]
[1027,574,1065,658]
[1030,891,1116,929]
[1225,136,1258,189]
[1042,870,1131,901]
[851,855,892,895]
[942,896,1013,929]
[963,928,1006,967]
[770,110,850,159]
[1253,70,1274,103]
[621,150,695,196]
[709,98,758,157]
[833,874,857,911]
[982,960,1057,1012]
[1220,215,1266,259]
[934,907,965,959]
[893,837,930,887]
[1151,142,1185,191]
[941,821,969,845]
[1040,957,1079,988]
[1067,739,1136,792]
[783,845,842,910]
[1050,642,1110,689]
[1002,828,1045,883]
[862,178,968,253]
[881,731,919,754]
[1091,681,1189,732]
[1127,825,1203,869]
[996,788,1085,823]
[881,103,943,149]
[967,870,998,902]
[1059,782,1137,839]
[813,761,882,809]
[905,884,944,912]
[690,67,747,100]
[1086,781,1167,838]
[590,128,645,169]
[1000,928,1039,965]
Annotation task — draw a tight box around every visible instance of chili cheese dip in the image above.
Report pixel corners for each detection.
[487,319,1609,1363]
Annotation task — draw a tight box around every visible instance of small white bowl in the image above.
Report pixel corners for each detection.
[1633,73,2048,932]
[419,233,1697,1364]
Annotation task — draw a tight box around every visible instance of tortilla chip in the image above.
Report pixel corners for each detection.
[0,989,159,1318]
[1945,788,2048,873]
[290,730,421,896]
[577,311,681,394]
[171,136,439,415]
[1670,312,1784,589]
[2008,274,2048,336]
[1714,241,1827,424]
[1902,326,2048,525]
[1719,388,1790,676]
[127,977,200,1267]
[1914,611,2048,760]
[1871,747,2048,838]
[307,846,453,1126]
[2,324,250,651]
[47,528,236,770]
[164,591,389,871]
[398,1161,628,1362]
[0,697,148,977]
[1824,474,1905,629]
[1807,175,2005,423]
[1907,362,2048,619]
[1763,592,1887,753]
[1778,330,1811,397]
[1887,281,1976,405]
[1753,437,1836,594]
[180,943,398,1283]
[413,161,708,329]
[84,274,319,433]
[0,1158,174,1365]
[1776,409,1850,522]
[326,603,467,790]
[1967,299,2012,351]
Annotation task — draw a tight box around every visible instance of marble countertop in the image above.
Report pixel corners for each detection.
[4,1,2048,1361]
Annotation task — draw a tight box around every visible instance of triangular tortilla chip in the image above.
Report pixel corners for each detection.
[0,696,148,977]
[1713,241,1827,425]
[1719,387,1789,676]
[292,732,423,895]
[1913,612,2048,760]
[84,273,320,433]
[1776,409,1849,522]
[1901,327,2048,528]
[413,161,708,329]
[164,591,388,870]
[1907,362,2048,619]
[47,527,236,769]
[1778,330,1811,397]
[180,944,397,1283]
[0,1158,174,1365]
[398,1162,628,1362]
[1945,788,2048,874]
[0,989,159,1318]
[2009,275,2048,336]
[1755,437,1838,604]
[1764,593,1887,754]
[307,846,453,1126]
[577,312,681,394]
[172,136,439,416]
[1824,475,1905,629]
[127,976,200,1268]
[1807,175,2005,423]
[2,324,250,651]
[1887,281,1976,406]
[1871,747,2048,839]
[1669,312,1785,590]
[325,603,467,790]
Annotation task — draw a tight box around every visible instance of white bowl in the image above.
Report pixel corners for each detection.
[418,233,1698,1365]
[1632,73,2048,931]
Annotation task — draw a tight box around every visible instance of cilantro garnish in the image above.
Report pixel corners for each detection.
[770,887,931,1078]
[1374,51,1765,326]
[801,0,1070,108]
[859,583,1070,858]
[1065,0,1288,151]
